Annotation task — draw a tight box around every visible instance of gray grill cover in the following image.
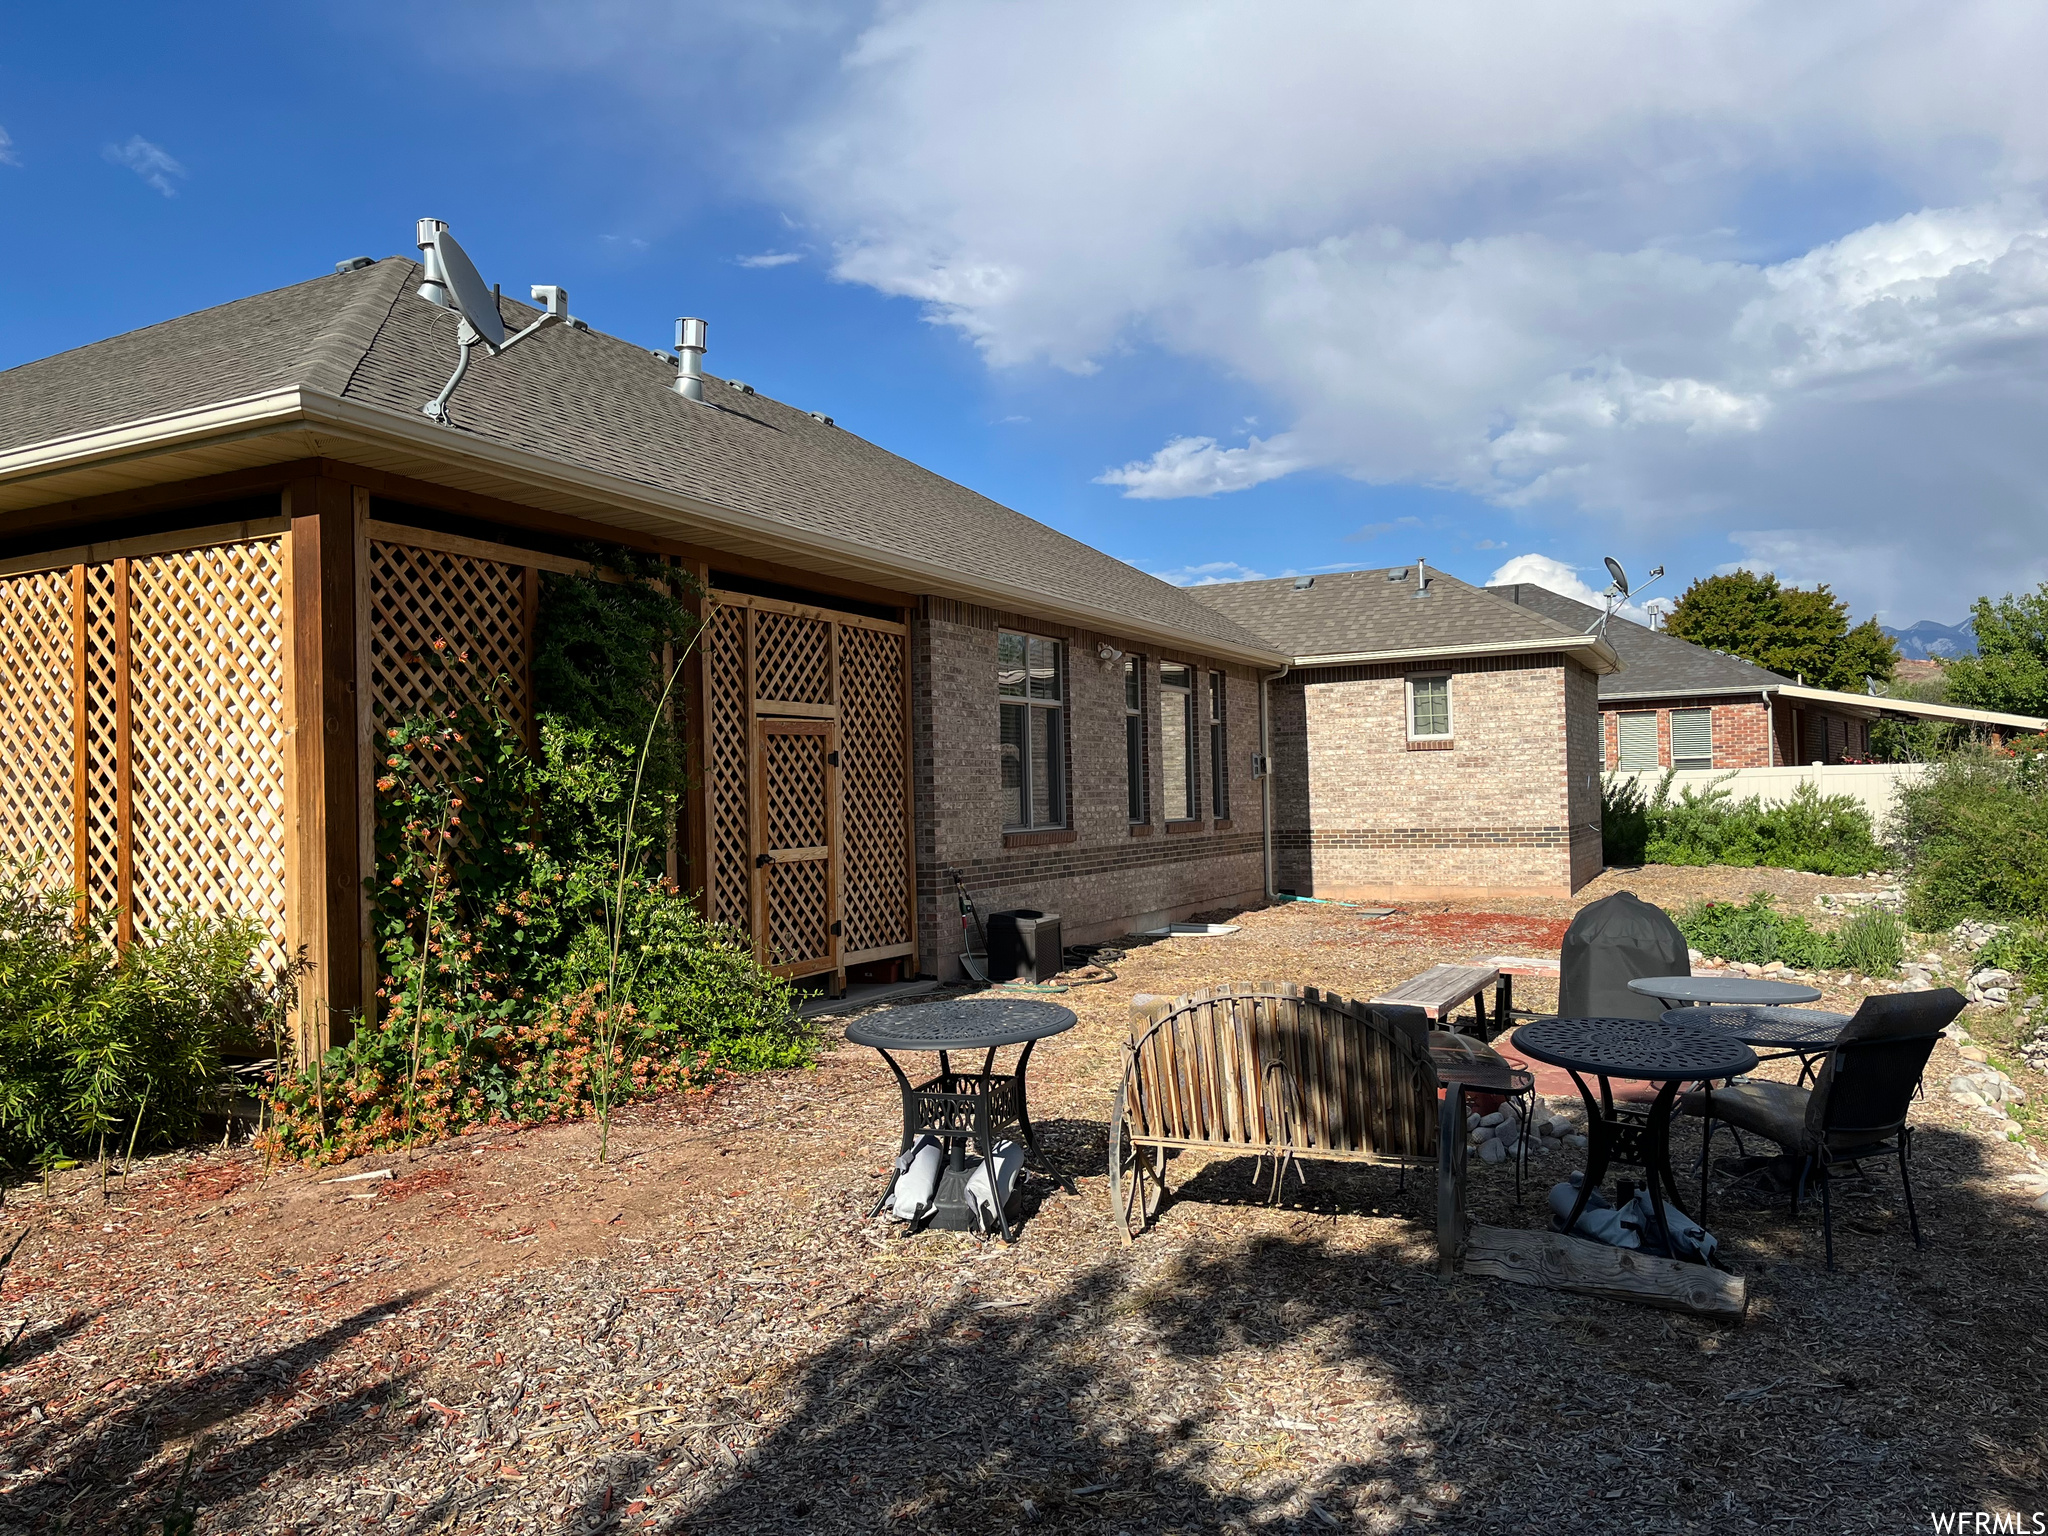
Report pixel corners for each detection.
[1558,891,1689,1021]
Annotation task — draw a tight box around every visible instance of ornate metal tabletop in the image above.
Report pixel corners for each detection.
[1510,1017,1759,1082]
[846,999,1077,1053]
[1661,1005,1852,1051]
[1627,974,1822,1006]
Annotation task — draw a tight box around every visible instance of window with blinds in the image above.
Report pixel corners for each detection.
[1670,708,1713,769]
[1617,711,1659,771]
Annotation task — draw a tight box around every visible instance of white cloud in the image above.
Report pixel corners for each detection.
[736,250,803,268]
[1152,560,1270,586]
[103,135,184,196]
[1486,552,1655,625]
[1096,433,1305,499]
[0,128,18,168]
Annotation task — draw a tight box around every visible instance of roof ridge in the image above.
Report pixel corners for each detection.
[299,259,413,398]
[1454,572,1589,643]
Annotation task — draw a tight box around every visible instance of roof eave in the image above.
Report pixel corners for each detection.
[1599,683,1773,702]
[1773,681,2046,732]
[1289,633,1622,675]
[0,387,1290,669]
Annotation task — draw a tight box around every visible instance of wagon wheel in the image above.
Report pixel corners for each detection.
[1109,1073,1167,1242]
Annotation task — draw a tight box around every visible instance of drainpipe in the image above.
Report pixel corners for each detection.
[1259,663,1291,901]
[1762,686,1778,766]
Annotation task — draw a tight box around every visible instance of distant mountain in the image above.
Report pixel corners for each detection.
[1881,618,1977,659]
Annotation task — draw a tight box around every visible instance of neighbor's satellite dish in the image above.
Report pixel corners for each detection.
[425,226,507,350]
[1604,556,1629,596]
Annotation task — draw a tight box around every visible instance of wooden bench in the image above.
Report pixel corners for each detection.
[1113,983,1470,1275]
[1473,953,1561,1029]
[1371,963,1501,1035]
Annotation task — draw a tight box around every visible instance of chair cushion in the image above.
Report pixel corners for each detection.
[1680,1079,1811,1152]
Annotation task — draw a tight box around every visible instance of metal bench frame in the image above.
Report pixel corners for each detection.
[1110,983,1469,1274]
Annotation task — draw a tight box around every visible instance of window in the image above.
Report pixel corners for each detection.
[1208,672,1229,819]
[998,631,1065,829]
[1670,708,1713,770]
[1124,656,1147,823]
[1617,711,1658,771]
[1407,674,1451,740]
[1159,662,1197,821]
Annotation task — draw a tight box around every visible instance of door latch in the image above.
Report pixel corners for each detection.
[755,853,773,868]
[827,749,840,767]
[830,920,843,936]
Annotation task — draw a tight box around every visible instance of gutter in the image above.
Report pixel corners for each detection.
[0,386,1292,671]
[1290,632,1622,675]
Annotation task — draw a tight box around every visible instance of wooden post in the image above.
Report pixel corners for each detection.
[682,562,711,912]
[286,476,363,1057]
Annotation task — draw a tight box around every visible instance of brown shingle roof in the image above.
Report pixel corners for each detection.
[0,259,1277,658]
[1188,564,1597,662]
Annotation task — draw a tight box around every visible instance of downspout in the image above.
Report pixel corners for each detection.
[1762,686,1779,766]
[1259,663,1291,901]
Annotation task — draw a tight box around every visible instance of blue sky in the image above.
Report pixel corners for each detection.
[7,3,2048,628]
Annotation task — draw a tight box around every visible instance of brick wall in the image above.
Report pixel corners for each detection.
[1601,697,1773,769]
[911,599,1266,980]
[1269,653,1599,898]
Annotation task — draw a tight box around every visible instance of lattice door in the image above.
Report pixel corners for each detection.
[754,717,837,978]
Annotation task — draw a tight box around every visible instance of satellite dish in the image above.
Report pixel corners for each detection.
[412,217,568,423]
[420,224,507,351]
[1604,556,1630,596]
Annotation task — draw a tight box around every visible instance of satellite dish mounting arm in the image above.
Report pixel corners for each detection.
[415,218,570,425]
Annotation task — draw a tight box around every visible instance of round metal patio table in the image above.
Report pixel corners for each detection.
[849,999,1075,1242]
[1510,1017,1758,1255]
[1662,1005,1852,1085]
[1628,974,1822,1009]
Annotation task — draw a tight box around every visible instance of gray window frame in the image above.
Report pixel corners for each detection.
[1406,672,1452,741]
[998,629,1067,830]
[1158,661,1198,822]
[1124,655,1148,824]
[1208,671,1229,820]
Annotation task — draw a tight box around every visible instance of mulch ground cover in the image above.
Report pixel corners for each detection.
[1,866,2044,1533]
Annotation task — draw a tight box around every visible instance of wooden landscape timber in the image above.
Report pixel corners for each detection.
[1461,1221,1750,1321]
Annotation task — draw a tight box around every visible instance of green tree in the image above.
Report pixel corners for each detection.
[1663,570,1896,691]
[1945,583,2048,717]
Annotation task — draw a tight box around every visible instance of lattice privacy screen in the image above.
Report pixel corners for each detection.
[0,540,289,959]
[367,539,531,747]
[703,592,913,977]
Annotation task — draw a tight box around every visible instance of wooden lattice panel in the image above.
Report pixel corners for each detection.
[0,568,76,886]
[753,609,831,704]
[81,563,124,918]
[765,858,831,969]
[704,604,752,934]
[838,624,910,954]
[367,540,529,741]
[125,541,290,957]
[763,730,828,850]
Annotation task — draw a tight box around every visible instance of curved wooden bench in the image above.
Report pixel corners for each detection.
[1110,982,1470,1274]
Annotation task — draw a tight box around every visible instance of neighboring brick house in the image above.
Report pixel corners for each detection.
[1192,567,1618,900]
[1487,583,2042,767]
[0,249,1285,1018]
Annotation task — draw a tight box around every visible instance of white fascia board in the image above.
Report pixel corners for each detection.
[1774,682,2045,731]
[0,387,1290,670]
[1291,633,1622,675]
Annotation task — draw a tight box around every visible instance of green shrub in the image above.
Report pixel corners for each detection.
[1891,753,2048,926]
[1601,774,1651,865]
[1604,772,1887,875]
[1979,922,2048,997]
[0,862,291,1167]
[1674,893,1902,975]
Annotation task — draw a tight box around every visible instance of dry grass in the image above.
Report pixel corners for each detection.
[1,867,2044,1533]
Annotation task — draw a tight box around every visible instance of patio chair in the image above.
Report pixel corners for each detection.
[1680,988,1964,1267]
[1558,890,1691,1022]
[1111,984,1470,1274]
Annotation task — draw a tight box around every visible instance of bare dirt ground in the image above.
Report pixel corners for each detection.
[3,866,2045,1534]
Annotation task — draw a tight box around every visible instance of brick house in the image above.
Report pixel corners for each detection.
[0,252,1286,1025]
[1488,583,2042,766]
[1192,567,1618,900]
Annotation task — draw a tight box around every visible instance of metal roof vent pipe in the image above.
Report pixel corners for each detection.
[1415,557,1431,594]
[416,218,455,310]
[673,317,707,401]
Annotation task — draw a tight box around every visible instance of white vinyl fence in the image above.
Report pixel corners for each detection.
[1611,762,1931,836]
